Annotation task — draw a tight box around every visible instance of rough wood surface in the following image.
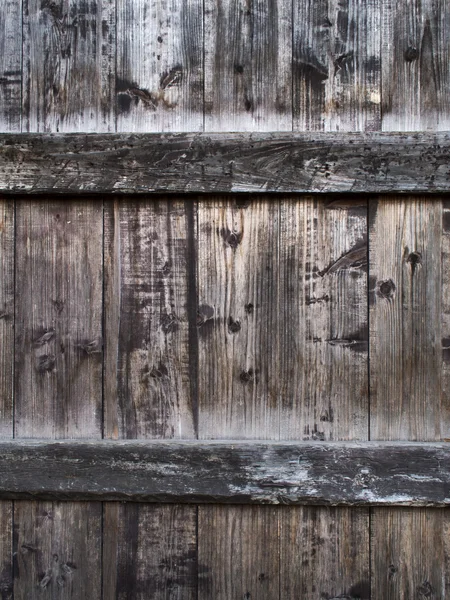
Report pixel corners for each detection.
[15,200,103,439]
[1,133,450,194]
[280,506,370,599]
[293,0,381,132]
[14,501,102,599]
[198,505,280,600]
[204,0,292,132]
[0,440,440,504]
[23,0,115,132]
[0,201,14,437]
[0,0,22,132]
[116,0,203,133]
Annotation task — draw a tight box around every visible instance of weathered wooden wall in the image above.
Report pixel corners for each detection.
[0,0,449,598]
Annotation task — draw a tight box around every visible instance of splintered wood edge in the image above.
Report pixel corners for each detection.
[0,132,450,195]
[0,440,448,505]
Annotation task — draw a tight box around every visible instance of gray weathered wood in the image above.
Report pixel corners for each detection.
[1,133,450,194]
[280,506,370,599]
[204,0,292,132]
[0,440,447,505]
[0,0,22,132]
[23,0,115,132]
[116,0,203,132]
[14,501,102,599]
[0,201,14,437]
[293,0,381,132]
[381,0,450,132]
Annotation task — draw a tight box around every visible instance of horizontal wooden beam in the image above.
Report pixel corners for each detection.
[0,440,448,505]
[1,132,450,195]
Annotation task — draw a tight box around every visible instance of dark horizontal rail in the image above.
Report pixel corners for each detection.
[0,440,448,505]
[1,132,450,195]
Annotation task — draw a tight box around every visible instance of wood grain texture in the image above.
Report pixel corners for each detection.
[0,440,447,505]
[104,199,197,440]
[280,506,370,599]
[23,0,115,132]
[369,199,443,441]
[204,0,292,132]
[116,0,203,132]
[0,201,14,437]
[198,505,280,600]
[381,0,450,132]
[2,132,450,194]
[293,0,381,132]
[0,0,22,132]
[15,200,103,439]
[371,508,450,600]
[14,501,102,599]
[103,503,197,600]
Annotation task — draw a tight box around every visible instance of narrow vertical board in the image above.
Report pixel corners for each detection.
[293,0,381,132]
[104,199,197,440]
[0,201,14,437]
[0,201,13,599]
[14,501,102,599]
[442,201,450,435]
[23,0,115,132]
[198,506,280,600]
[0,0,22,131]
[103,503,197,600]
[103,198,198,598]
[369,199,443,441]
[278,198,368,441]
[204,0,292,131]
[15,200,103,439]
[369,199,447,599]
[371,508,450,600]
[197,198,280,440]
[116,0,203,132]
[280,507,370,599]
[381,0,450,131]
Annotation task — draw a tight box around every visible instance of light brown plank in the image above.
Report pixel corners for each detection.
[198,505,279,600]
[381,0,450,131]
[14,199,103,598]
[293,0,381,132]
[23,0,115,132]
[369,198,449,599]
[103,198,198,599]
[116,0,203,132]
[0,0,22,132]
[204,0,292,131]
[280,506,370,599]
[14,501,102,599]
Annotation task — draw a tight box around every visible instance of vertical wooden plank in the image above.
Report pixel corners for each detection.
[15,200,103,439]
[197,198,280,440]
[0,200,14,598]
[204,0,292,132]
[14,200,103,598]
[0,0,22,132]
[198,506,279,600]
[381,0,450,131]
[293,0,381,132]
[116,0,203,132]
[280,507,370,599]
[23,0,115,132]
[14,501,102,599]
[278,198,368,441]
[369,200,442,442]
[104,504,197,600]
[369,198,448,599]
[104,199,197,440]
[372,508,450,600]
[103,198,198,599]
